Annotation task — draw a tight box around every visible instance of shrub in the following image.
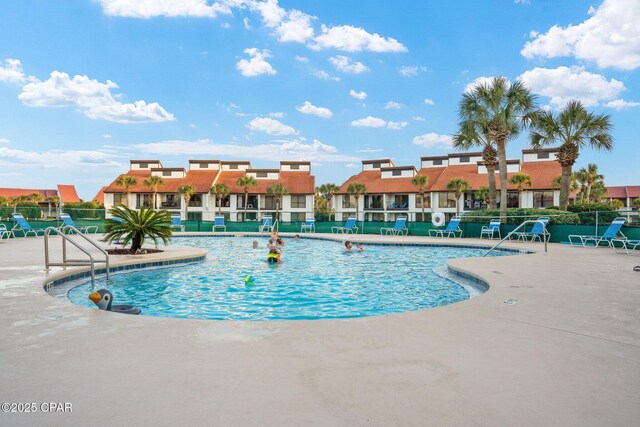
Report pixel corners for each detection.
[62,201,105,220]
[567,203,619,225]
[462,208,580,225]
[15,203,42,220]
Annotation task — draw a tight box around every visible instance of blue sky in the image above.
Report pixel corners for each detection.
[0,0,638,200]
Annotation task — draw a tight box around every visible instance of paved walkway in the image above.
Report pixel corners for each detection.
[1,233,639,426]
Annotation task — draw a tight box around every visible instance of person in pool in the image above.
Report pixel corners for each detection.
[252,240,259,249]
[344,241,353,252]
[266,248,283,263]
[357,243,364,252]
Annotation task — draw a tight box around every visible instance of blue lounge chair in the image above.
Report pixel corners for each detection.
[11,213,46,237]
[612,238,639,255]
[171,214,184,232]
[568,217,626,247]
[512,217,550,243]
[380,216,408,236]
[428,216,462,238]
[301,218,315,233]
[480,219,501,240]
[0,224,14,240]
[212,215,226,232]
[331,216,358,234]
[59,213,98,234]
[259,215,274,234]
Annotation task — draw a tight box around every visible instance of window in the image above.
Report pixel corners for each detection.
[392,169,402,176]
[262,195,276,210]
[372,162,381,168]
[391,195,408,209]
[256,171,268,178]
[416,193,431,208]
[215,195,230,208]
[136,194,152,208]
[507,191,519,208]
[367,212,384,221]
[162,171,172,177]
[187,212,202,221]
[199,162,209,168]
[290,212,305,222]
[459,156,470,163]
[433,159,443,166]
[229,164,238,170]
[533,191,554,208]
[537,152,550,159]
[290,195,306,208]
[139,162,148,168]
[342,195,355,208]
[113,193,125,206]
[438,192,457,208]
[189,194,202,207]
[289,164,300,170]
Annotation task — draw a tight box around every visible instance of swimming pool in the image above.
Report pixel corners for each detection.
[66,237,509,321]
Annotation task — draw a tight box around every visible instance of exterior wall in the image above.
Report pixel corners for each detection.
[381,169,415,178]
[362,161,392,171]
[247,171,280,180]
[421,159,448,168]
[523,152,558,162]
[448,155,482,166]
[280,163,310,172]
[130,161,161,170]
[221,163,250,171]
[477,162,521,174]
[150,170,186,178]
[189,162,220,171]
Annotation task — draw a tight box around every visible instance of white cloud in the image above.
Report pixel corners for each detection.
[0,146,122,169]
[518,66,625,109]
[385,101,401,109]
[0,58,30,85]
[243,17,252,30]
[514,0,530,4]
[351,116,387,128]
[131,138,358,162]
[269,111,285,118]
[464,76,502,93]
[521,0,640,70]
[387,121,408,130]
[0,137,11,144]
[275,9,315,42]
[312,70,340,81]
[18,71,175,123]
[102,134,112,139]
[412,133,452,148]
[236,48,276,77]
[221,22,231,29]
[329,55,369,74]
[250,0,287,28]
[247,117,298,135]
[98,0,231,18]
[413,116,425,121]
[349,89,367,100]
[296,101,333,119]
[604,99,640,110]
[311,24,407,52]
[356,148,383,153]
[424,98,434,105]
[399,65,426,77]
[345,163,357,168]
[295,55,309,62]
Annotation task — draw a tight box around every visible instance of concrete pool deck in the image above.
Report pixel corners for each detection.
[1,233,639,426]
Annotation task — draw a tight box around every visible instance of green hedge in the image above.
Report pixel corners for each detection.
[0,203,42,220]
[566,203,620,225]
[62,202,105,220]
[461,208,581,225]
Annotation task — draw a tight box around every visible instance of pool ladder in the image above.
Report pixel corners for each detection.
[483,219,549,257]
[44,226,110,283]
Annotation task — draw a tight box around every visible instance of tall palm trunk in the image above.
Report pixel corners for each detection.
[421,191,426,222]
[560,166,572,209]
[496,137,508,221]
[486,165,497,209]
[243,190,249,221]
[153,191,157,210]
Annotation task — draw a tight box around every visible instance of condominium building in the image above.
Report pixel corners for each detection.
[102,160,315,221]
[334,148,562,222]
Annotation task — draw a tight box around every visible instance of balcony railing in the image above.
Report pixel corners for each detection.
[160,201,181,209]
[136,203,153,209]
[236,203,258,210]
[188,201,203,207]
[387,202,408,210]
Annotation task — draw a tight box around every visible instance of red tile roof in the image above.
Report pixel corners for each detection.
[93,186,106,204]
[216,171,315,194]
[104,170,218,194]
[607,186,640,199]
[57,184,81,203]
[0,186,81,201]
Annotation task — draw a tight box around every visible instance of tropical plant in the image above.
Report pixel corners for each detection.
[578,163,604,203]
[588,180,607,203]
[115,175,138,208]
[573,169,588,203]
[459,76,538,220]
[530,100,613,210]
[0,196,7,206]
[632,198,640,209]
[452,122,498,209]
[475,186,490,206]
[266,184,289,225]
[316,183,340,221]
[446,178,471,216]
[411,174,430,221]
[210,183,230,214]
[611,199,624,210]
[509,173,532,208]
[29,193,43,203]
[236,175,258,221]
[347,183,367,224]
[177,184,197,220]
[143,175,166,209]
[104,206,172,252]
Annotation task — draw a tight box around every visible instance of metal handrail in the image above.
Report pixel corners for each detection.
[44,226,110,283]
[483,219,549,257]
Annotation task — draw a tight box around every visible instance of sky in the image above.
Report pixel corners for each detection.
[0,0,638,201]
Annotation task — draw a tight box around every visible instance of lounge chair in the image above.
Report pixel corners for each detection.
[380,216,408,236]
[259,215,274,234]
[0,224,14,241]
[428,216,462,238]
[212,215,226,232]
[511,217,550,243]
[331,216,358,234]
[11,213,46,237]
[568,217,626,247]
[301,218,315,233]
[480,219,501,240]
[612,238,639,255]
[171,214,184,232]
[59,213,98,234]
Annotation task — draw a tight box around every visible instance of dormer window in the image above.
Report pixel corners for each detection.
[199,162,209,168]
[459,156,470,163]
[537,152,550,159]
[372,162,381,168]
[433,159,443,165]
[139,162,148,168]
[162,171,171,177]
[290,164,300,170]
[392,169,402,176]
[256,171,268,178]
[229,164,238,170]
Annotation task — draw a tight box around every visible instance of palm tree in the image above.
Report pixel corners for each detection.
[236,175,258,221]
[177,184,196,220]
[446,178,471,216]
[530,100,613,210]
[452,122,499,209]
[509,173,532,208]
[266,184,289,225]
[143,175,165,209]
[347,183,367,223]
[104,206,172,253]
[611,199,624,210]
[475,186,490,208]
[29,193,43,204]
[211,183,230,214]
[411,174,429,221]
[317,183,340,221]
[459,77,538,220]
[632,198,640,210]
[579,163,604,203]
[115,175,138,208]
[0,196,6,206]
[572,170,589,203]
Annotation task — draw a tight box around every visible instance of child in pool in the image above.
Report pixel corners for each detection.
[344,241,353,252]
[267,238,276,249]
[252,240,259,249]
[266,248,283,263]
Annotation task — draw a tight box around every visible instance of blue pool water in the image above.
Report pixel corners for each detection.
[67,237,507,321]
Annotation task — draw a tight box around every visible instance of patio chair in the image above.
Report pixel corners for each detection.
[212,215,226,232]
[480,219,501,240]
[301,218,315,233]
[511,217,550,243]
[0,224,14,241]
[380,216,408,236]
[11,213,46,237]
[428,216,462,238]
[59,213,98,234]
[612,238,639,255]
[331,216,358,234]
[568,217,626,247]
[259,215,274,234]
[171,214,184,232]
